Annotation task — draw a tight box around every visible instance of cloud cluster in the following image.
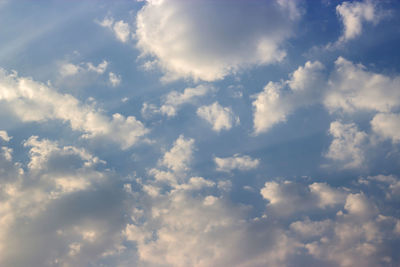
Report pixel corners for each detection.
[0,69,148,149]
[0,135,127,267]
[122,137,400,266]
[135,0,300,81]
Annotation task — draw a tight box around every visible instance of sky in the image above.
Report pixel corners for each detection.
[0,0,400,266]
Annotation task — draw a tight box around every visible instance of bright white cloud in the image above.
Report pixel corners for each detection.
[161,135,194,173]
[252,61,325,134]
[0,69,148,149]
[197,102,239,132]
[135,0,300,81]
[325,121,368,169]
[215,154,259,172]
[108,72,121,87]
[336,0,381,43]
[325,57,400,113]
[371,112,400,143]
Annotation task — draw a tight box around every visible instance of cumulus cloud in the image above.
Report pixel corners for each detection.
[161,135,195,173]
[0,69,148,149]
[124,139,299,267]
[252,61,325,134]
[325,121,368,169]
[135,0,300,81]
[143,84,215,118]
[262,179,399,267]
[59,60,108,77]
[0,136,128,267]
[371,112,400,143]
[0,130,11,142]
[214,154,259,172]
[108,72,121,87]
[325,57,400,114]
[197,102,239,132]
[260,180,346,216]
[112,20,130,43]
[97,17,132,43]
[336,0,382,43]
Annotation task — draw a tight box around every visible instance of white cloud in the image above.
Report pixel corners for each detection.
[59,63,81,77]
[0,136,127,267]
[371,112,400,143]
[0,68,148,149]
[325,57,400,114]
[160,84,215,117]
[113,20,130,43]
[252,61,325,134]
[309,182,347,208]
[59,60,108,77]
[135,0,300,81]
[87,60,108,74]
[336,0,381,43]
[142,84,215,118]
[161,135,195,173]
[108,72,121,87]
[260,180,346,216]
[214,154,259,172]
[197,102,239,132]
[98,17,131,43]
[125,179,297,267]
[0,130,11,142]
[325,121,368,169]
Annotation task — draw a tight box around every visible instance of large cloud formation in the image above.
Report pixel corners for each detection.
[135,0,300,81]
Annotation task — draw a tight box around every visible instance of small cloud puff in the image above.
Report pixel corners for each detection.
[215,154,259,172]
[197,102,239,132]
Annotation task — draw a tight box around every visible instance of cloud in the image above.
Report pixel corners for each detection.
[371,112,400,143]
[0,142,129,267]
[325,121,368,169]
[197,102,239,132]
[135,0,300,81]
[0,69,148,149]
[59,60,108,77]
[108,72,121,87]
[336,0,382,43]
[97,17,132,43]
[214,154,259,172]
[112,20,130,43]
[161,135,195,173]
[252,61,325,134]
[260,180,346,216]
[124,141,299,267]
[141,84,215,118]
[325,57,400,114]
[0,130,11,142]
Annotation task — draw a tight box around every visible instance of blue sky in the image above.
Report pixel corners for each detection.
[0,0,400,266]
